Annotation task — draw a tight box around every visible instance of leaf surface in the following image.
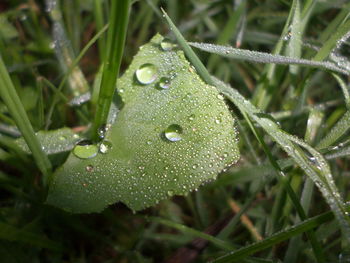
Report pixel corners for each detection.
[47,34,240,213]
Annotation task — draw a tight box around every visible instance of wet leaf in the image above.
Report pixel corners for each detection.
[46,34,240,213]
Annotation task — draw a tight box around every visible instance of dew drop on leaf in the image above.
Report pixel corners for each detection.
[160,39,174,51]
[188,114,195,121]
[73,140,98,159]
[157,77,171,89]
[99,140,113,154]
[164,124,183,142]
[136,63,158,84]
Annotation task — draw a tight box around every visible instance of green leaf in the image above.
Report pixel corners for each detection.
[47,34,240,213]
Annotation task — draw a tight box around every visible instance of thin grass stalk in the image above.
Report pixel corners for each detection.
[92,0,131,141]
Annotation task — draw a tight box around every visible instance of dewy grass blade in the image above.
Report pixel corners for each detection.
[286,0,301,75]
[313,19,350,62]
[189,42,349,75]
[92,0,131,141]
[45,24,108,129]
[0,55,52,181]
[162,7,350,254]
[46,0,89,96]
[316,111,350,150]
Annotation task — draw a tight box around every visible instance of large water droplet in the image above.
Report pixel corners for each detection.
[73,140,98,159]
[157,77,170,89]
[136,63,157,85]
[160,39,174,51]
[99,140,112,154]
[164,124,183,142]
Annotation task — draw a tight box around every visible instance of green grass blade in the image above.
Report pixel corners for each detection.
[0,55,52,181]
[286,0,302,75]
[161,8,215,86]
[45,24,109,129]
[92,0,131,141]
[46,0,89,96]
[93,0,106,61]
[207,0,246,71]
[313,19,350,62]
[149,217,234,251]
[316,111,350,150]
[189,42,348,75]
[211,205,350,263]
[161,7,350,252]
[0,221,62,251]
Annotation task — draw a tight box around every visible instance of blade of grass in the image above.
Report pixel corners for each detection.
[284,108,324,263]
[313,19,350,62]
[148,217,235,251]
[207,0,246,71]
[46,0,89,96]
[242,111,325,262]
[316,111,350,150]
[188,42,348,75]
[45,23,108,129]
[211,204,350,263]
[0,221,62,251]
[0,55,52,181]
[91,0,131,141]
[93,0,106,61]
[162,7,350,253]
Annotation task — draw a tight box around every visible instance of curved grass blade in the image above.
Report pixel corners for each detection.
[149,217,234,251]
[161,7,350,253]
[0,55,52,181]
[189,42,349,75]
[211,205,350,263]
[316,111,350,150]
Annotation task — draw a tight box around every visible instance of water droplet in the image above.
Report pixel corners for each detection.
[99,140,112,154]
[160,39,174,51]
[217,94,224,100]
[215,118,222,124]
[59,136,66,141]
[157,77,170,89]
[135,63,157,85]
[188,114,195,121]
[73,140,98,159]
[167,190,174,196]
[164,124,183,142]
[86,165,94,172]
[98,125,108,139]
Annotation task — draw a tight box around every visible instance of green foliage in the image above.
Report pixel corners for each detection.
[47,34,240,213]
